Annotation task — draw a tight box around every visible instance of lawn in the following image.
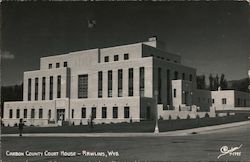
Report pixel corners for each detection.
[1,114,248,134]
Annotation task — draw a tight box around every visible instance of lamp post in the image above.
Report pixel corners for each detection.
[154,90,159,133]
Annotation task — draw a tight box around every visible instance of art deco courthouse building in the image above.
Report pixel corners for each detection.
[3,37,198,126]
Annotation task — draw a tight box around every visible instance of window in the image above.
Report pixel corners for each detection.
[49,64,52,69]
[114,55,119,61]
[78,75,88,98]
[128,68,133,96]
[57,75,61,98]
[189,74,193,82]
[222,98,227,104]
[237,98,240,106]
[182,73,185,80]
[158,68,162,103]
[31,109,35,118]
[9,109,13,118]
[49,76,53,100]
[35,78,39,100]
[174,71,178,80]
[42,77,46,100]
[140,67,145,97]
[91,107,96,118]
[104,56,109,62]
[118,69,123,97]
[48,110,51,119]
[102,107,107,118]
[124,107,130,118]
[28,78,31,101]
[71,109,74,119]
[167,70,171,105]
[24,109,27,118]
[212,99,215,103]
[39,109,43,118]
[81,107,86,118]
[113,107,118,118]
[108,70,112,97]
[98,71,103,98]
[124,53,129,60]
[63,61,67,67]
[16,109,20,118]
[56,63,60,68]
[174,89,176,98]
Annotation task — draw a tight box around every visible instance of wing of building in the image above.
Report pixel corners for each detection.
[2,37,250,127]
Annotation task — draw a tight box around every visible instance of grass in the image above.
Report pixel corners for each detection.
[1,114,249,134]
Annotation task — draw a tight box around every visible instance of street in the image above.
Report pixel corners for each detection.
[1,124,250,162]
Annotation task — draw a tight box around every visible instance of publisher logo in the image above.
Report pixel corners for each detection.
[217,144,242,159]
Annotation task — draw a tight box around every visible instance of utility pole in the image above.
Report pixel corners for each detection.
[154,90,159,133]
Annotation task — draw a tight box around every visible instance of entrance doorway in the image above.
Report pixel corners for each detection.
[57,109,65,121]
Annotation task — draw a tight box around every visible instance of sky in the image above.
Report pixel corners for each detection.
[1,2,249,86]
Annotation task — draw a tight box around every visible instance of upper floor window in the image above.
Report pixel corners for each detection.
[182,73,185,80]
[104,56,109,62]
[114,55,119,61]
[56,63,60,68]
[78,75,88,98]
[189,74,193,82]
[174,71,178,80]
[49,64,52,69]
[173,89,176,98]
[124,53,129,60]
[63,61,67,67]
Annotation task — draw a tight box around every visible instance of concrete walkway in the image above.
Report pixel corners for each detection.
[2,120,250,137]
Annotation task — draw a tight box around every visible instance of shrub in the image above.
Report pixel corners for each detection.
[205,113,209,118]
[130,118,133,123]
[72,122,74,125]
[159,116,163,120]
[177,116,180,120]
[187,114,191,119]
[80,120,82,125]
[168,115,172,120]
[196,114,200,119]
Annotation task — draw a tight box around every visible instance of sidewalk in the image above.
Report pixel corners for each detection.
[2,120,250,137]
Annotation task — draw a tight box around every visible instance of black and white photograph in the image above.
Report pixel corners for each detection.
[0,1,249,162]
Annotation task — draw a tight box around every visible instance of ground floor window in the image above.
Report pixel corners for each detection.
[222,98,227,104]
[91,107,96,118]
[31,109,35,118]
[82,107,86,118]
[124,106,130,118]
[113,107,118,118]
[16,109,20,118]
[48,109,51,119]
[39,109,43,118]
[102,107,107,118]
[9,109,13,118]
[24,109,27,118]
[71,109,74,119]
